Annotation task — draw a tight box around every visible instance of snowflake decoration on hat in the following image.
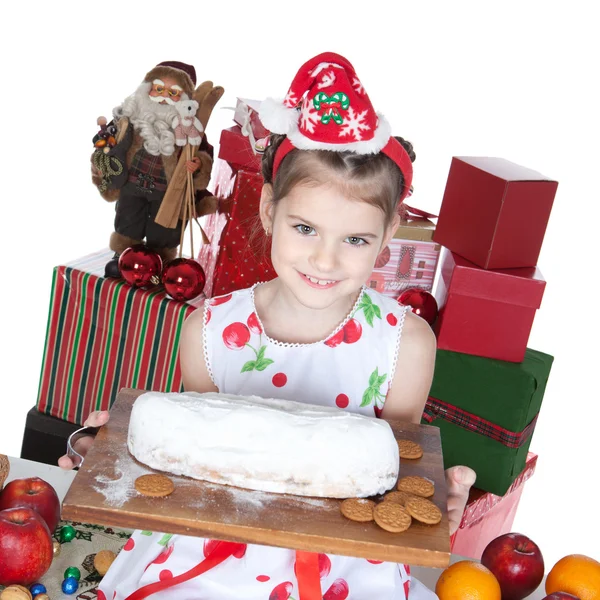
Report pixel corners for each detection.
[352,77,365,95]
[300,98,321,134]
[339,107,371,141]
[284,89,299,108]
[318,71,336,89]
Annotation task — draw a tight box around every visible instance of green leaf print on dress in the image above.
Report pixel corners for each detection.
[354,293,382,327]
[360,367,387,408]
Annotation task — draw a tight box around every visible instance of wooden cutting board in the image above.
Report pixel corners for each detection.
[62,389,450,567]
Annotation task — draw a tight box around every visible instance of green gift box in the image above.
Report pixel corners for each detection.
[423,348,553,496]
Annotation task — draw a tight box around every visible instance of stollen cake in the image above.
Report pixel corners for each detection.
[127,391,399,498]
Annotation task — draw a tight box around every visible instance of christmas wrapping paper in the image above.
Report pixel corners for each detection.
[423,348,553,496]
[218,125,262,172]
[233,98,270,141]
[36,250,203,424]
[434,249,546,362]
[433,156,558,269]
[450,452,537,559]
[198,159,276,297]
[366,219,441,298]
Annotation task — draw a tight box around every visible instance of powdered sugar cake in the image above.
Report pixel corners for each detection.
[62,389,450,568]
[127,391,400,498]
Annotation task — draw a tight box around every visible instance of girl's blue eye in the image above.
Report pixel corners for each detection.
[346,236,367,246]
[295,224,315,235]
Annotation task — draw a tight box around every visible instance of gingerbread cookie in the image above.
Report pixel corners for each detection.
[405,496,442,525]
[382,490,417,506]
[94,549,118,575]
[340,498,376,522]
[397,475,435,498]
[397,439,423,460]
[134,474,174,498]
[0,454,9,489]
[373,502,412,533]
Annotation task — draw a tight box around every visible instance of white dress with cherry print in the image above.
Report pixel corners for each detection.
[98,284,436,600]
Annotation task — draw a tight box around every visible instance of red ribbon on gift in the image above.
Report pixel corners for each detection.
[398,203,438,221]
[422,396,539,449]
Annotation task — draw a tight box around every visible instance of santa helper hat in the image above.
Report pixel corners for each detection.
[259,52,413,201]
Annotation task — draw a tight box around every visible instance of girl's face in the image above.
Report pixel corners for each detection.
[261,181,399,310]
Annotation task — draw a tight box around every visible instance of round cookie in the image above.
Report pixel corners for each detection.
[397,439,423,460]
[382,490,417,506]
[0,454,9,489]
[397,475,435,498]
[0,585,32,600]
[135,474,175,498]
[373,502,412,533]
[340,498,376,522]
[94,549,118,575]
[405,496,442,525]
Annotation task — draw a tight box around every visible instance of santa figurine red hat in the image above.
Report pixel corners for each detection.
[259,52,413,200]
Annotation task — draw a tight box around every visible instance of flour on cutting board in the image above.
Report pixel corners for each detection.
[93,450,335,514]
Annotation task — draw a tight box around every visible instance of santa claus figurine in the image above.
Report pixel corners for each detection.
[91,61,220,278]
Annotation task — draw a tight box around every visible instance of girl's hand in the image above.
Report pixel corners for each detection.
[445,465,477,536]
[58,411,110,470]
[186,157,201,173]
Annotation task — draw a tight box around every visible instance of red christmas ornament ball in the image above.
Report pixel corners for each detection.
[398,288,438,325]
[162,258,206,301]
[118,245,162,288]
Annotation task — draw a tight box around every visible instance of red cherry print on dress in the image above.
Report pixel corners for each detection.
[211,293,232,306]
[324,578,349,600]
[343,318,362,344]
[386,313,398,326]
[272,372,287,387]
[324,328,344,348]
[222,322,251,350]
[367,559,383,564]
[96,592,106,600]
[269,581,294,600]
[206,307,212,324]
[112,592,116,600]
[152,544,174,564]
[232,543,247,558]
[159,569,173,581]
[257,575,271,582]
[374,406,383,418]
[335,394,349,409]
[247,312,262,335]
[123,538,135,551]
[404,579,410,599]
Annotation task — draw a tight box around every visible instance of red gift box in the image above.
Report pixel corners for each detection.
[434,249,546,362]
[198,159,276,297]
[433,157,558,269]
[451,452,538,559]
[233,98,270,141]
[218,125,262,172]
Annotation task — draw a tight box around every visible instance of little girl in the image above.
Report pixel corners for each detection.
[62,52,475,599]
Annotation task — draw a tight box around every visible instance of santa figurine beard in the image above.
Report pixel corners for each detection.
[114,82,186,157]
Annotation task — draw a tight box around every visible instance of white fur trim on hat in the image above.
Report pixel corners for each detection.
[286,112,392,154]
[259,97,299,135]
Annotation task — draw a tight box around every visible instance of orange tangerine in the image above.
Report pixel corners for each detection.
[545,554,600,600]
[435,560,501,600]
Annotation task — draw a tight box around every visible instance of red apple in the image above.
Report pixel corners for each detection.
[481,532,545,600]
[0,477,61,533]
[542,594,580,599]
[0,507,53,585]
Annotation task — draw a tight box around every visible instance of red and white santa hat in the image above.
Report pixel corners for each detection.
[259,52,413,201]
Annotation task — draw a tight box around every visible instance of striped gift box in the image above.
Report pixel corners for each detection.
[36,249,204,424]
[366,219,442,299]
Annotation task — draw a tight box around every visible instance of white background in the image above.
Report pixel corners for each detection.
[1,0,598,572]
